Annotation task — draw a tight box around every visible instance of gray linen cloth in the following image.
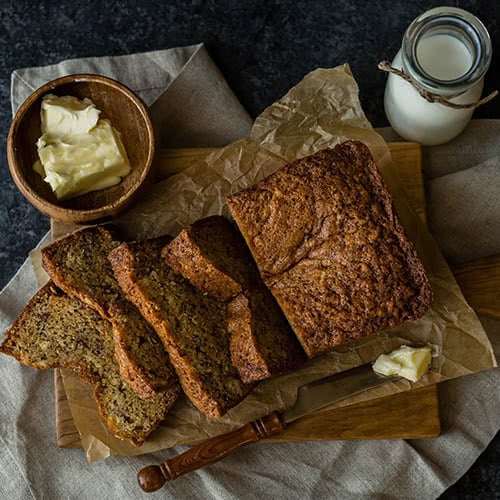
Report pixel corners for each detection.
[1,43,499,499]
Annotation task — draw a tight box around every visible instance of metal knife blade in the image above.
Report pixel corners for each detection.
[283,363,399,424]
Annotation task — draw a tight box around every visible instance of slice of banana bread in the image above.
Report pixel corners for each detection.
[0,282,180,446]
[227,141,432,357]
[41,226,123,317]
[109,301,176,399]
[228,284,306,384]
[108,236,251,419]
[41,225,177,399]
[163,215,306,383]
[162,216,252,301]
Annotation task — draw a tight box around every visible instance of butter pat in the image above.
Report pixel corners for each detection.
[40,94,100,138]
[34,94,131,200]
[372,345,432,382]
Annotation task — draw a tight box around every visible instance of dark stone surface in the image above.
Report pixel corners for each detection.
[0,0,498,497]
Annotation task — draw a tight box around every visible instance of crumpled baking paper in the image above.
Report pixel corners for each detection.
[54,65,495,462]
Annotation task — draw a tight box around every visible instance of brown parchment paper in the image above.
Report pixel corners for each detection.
[57,65,495,462]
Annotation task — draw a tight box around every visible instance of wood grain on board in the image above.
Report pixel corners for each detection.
[451,255,500,320]
[53,141,490,448]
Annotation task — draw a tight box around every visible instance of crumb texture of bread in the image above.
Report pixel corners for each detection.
[109,301,177,399]
[227,141,432,357]
[41,226,124,317]
[0,282,180,446]
[41,225,177,399]
[163,215,306,383]
[109,237,251,419]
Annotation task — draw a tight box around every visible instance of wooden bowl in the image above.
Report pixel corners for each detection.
[7,74,155,223]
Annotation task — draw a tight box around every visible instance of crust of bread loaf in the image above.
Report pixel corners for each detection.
[227,141,432,357]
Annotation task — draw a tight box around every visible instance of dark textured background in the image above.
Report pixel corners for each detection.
[0,0,498,496]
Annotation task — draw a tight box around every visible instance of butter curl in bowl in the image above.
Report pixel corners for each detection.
[7,74,155,224]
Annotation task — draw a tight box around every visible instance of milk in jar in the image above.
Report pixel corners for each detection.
[384,7,492,145]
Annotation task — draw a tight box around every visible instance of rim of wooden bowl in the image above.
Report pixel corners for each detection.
[7,74,155,223]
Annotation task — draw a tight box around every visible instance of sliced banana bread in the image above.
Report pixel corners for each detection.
[41,226,123,317]
[0,282,180,446]
[227,141,432,357]
[108,301,176,399]
[41,225,177,399]
[162,216,252,301]
[108,236,251,419]
[228,284,306,384]
[163,215,306,383]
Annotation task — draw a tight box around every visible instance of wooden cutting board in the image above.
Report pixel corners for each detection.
[52,141,481,448]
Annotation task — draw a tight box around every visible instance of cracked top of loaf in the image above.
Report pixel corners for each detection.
[227,140,432,357]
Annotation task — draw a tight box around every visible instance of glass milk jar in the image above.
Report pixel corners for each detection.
[384,7,493,145]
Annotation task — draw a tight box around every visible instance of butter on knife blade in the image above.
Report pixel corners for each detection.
[138,361,415,491]
[372,345,432,383]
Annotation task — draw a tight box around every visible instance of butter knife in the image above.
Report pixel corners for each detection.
[138,363,398,492]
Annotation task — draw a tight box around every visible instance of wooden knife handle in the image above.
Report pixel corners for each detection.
[137,411,284,492]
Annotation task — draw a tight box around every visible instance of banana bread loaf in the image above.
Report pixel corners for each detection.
[0,282,180,446]
[227,141,432,357]
[41,225,177,399]
[108,236,251,419]
[163,215,306,383]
